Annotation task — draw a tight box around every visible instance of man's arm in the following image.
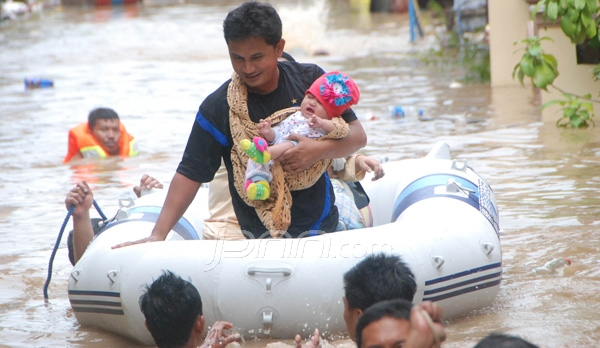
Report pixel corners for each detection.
[112,172,202,248]
[66,181,94,264]
[279,119,367,174]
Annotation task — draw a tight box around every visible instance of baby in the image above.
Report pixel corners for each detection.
[241,71,360,200]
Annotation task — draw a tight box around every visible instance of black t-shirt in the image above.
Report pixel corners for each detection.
[177,61,358,238]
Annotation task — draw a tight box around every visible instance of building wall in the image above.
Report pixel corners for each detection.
[488,0,532,87]
[488,0,600,119]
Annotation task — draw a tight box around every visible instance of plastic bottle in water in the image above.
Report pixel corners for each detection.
[533,257,572,274]
[24,78,54,89]
[388,106,405,118]
[388,106,424,118]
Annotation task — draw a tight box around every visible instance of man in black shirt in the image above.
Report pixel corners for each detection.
[114,1,366,245]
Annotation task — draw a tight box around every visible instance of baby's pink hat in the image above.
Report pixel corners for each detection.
[306,71,360,119]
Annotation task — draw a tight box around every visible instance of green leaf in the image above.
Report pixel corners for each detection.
[512,62,519,78]
[581,7,597,38]
[542,99,566,109]
[542,53,559,72]
[574,0,586,10]
[567,7,580,22]
[586,0,597,12]
[518,68,525,86]
[520,55,536,76]
[532,1,546,20]
[548,1,560,21]
[574,24,588,43]
[533,61,557,88]
[528,44,542,57]
[585,20,597,38]
[561,16,578,37]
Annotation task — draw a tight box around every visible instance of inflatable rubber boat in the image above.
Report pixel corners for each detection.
[68,142,502,345]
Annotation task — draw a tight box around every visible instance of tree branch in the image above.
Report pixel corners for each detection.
[550,84,600,104]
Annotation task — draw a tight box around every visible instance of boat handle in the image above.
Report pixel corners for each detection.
[107,270,120,284]
[451,159,468,171]
[247,267,292,276]
[481,243,494,255]
[70,270,81,284]
[431,256,445,269]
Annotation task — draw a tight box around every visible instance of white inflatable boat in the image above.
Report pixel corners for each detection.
[68,142,502,345]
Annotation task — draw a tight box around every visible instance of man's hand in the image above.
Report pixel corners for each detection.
[133,174,163,198]
[294,328,321,348]
[65,181,93,217]
[279,134,321,174]
[111,234,165,249]
[199,321,241,348]
[404,301,446,348]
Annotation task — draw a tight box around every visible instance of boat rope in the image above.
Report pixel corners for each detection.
[43,200,107,300]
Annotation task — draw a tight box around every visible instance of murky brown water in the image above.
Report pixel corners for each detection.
[1,1,600,347]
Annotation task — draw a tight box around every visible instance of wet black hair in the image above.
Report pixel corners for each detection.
[223,1,282,46]
[355,299,413,348]
[139,271,203,348]
[474,333,540,348]
[343,253,417,311]
[88,107,119,130]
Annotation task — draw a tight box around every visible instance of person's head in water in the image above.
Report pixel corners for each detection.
[474,333,539,348]
[354,299,413,348]
[87,107,121,155]
[223,2,285,94]
[343,253,417,340]
[139,271,205,348]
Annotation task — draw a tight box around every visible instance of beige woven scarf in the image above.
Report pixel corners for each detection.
[227,73,349,237]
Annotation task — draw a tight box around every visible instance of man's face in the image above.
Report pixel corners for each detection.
[343,297,362,341]
[91,118,121,154]
[359,316,411,348]
[227,36,284,94]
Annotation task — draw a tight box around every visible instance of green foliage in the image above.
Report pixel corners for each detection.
[419,31,490,83]
[593,64,600,83]
[532,0,599,44]
[512,0,600,128]
[542,93,595,128]
[512,37,559,90]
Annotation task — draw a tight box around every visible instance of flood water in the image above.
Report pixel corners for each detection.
[1,0,600,347]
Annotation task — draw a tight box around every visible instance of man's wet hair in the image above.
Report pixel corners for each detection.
[344,253,417,311]
[223,1,282,46]
[88,107,119,130]
[355,299,413,348]
[139,271,203,348]
[474,333,539,348]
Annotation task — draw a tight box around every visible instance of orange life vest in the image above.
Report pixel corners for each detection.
[63,122,139,163]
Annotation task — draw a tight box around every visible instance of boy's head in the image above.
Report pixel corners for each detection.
[354,299,413,348]
[305,71,360,119]
[139,271,204,348]
[343,253,416,340]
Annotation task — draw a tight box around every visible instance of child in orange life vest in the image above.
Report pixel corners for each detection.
[241,71,360,200]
